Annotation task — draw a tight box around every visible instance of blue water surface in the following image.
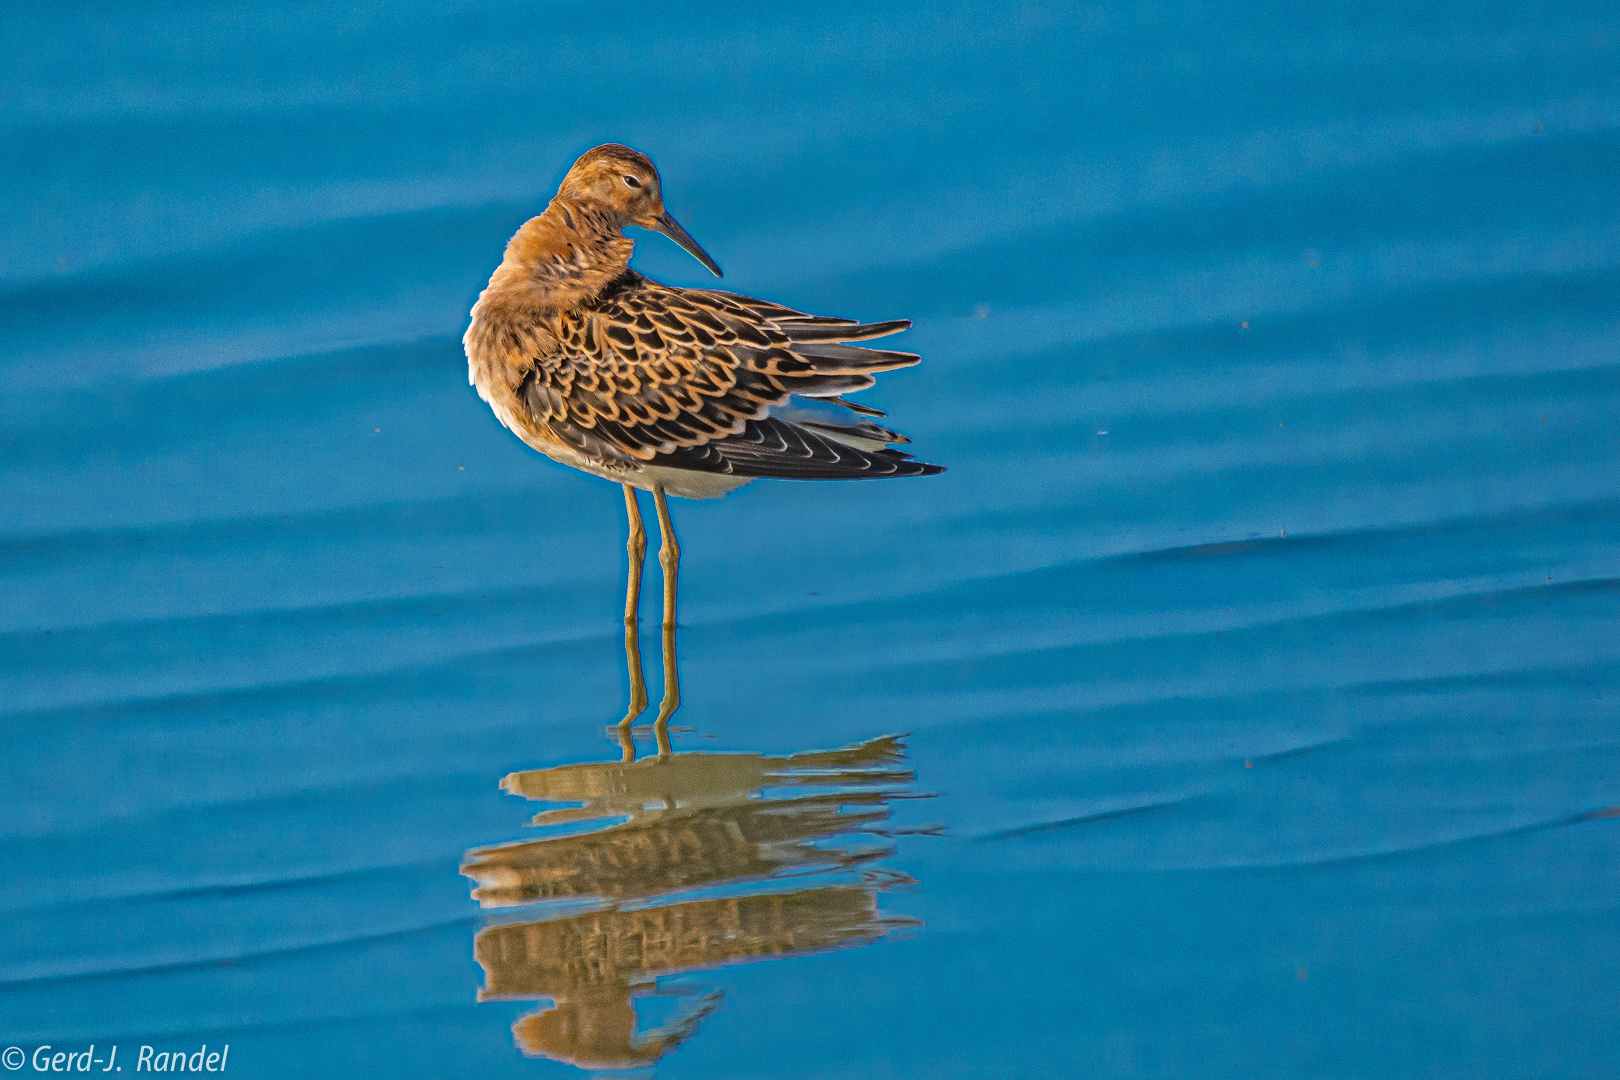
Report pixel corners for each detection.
[3,1,1619,1076]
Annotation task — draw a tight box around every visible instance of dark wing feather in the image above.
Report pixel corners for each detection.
[652,417,944,480]
[521,274,941,478]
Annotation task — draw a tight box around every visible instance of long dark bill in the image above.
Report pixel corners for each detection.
[653,212,723,277]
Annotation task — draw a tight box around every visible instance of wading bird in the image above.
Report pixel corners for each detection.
[464,144,942,749]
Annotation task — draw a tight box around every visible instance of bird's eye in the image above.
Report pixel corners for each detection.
[623,175,641,189]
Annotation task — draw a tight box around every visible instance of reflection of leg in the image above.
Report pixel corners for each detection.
[618,484,648,761]
[652,485,680,755]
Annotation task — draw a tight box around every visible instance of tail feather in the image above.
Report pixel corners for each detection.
[829,397,888,418]
[799,418,909,451]
[795,342,921,371]
[778,318,912,343]
[785,373,878,396]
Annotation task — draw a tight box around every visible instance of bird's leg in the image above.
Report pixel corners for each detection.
[652,485,680,632]
[618,483,648,762]
[652,484,680,756]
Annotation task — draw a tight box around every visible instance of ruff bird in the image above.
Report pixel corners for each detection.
[464,144,942,742]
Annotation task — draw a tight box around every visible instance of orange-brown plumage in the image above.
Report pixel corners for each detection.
[464,143,942,500]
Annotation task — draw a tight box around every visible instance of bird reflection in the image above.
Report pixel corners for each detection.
[462,733,926,1070]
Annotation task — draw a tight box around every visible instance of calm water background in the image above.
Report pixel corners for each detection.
[4,1,1619,1076]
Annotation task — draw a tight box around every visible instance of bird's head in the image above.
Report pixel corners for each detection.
[557,144,722,277]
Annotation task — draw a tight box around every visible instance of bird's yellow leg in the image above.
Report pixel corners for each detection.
[652,484,680,756]
[618,483,648,761]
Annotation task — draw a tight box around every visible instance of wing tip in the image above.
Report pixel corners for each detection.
[861,318,912,339]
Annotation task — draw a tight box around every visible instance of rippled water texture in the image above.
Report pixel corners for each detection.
[4,1,1619,1076]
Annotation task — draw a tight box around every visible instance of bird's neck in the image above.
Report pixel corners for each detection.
[482,196,636,311]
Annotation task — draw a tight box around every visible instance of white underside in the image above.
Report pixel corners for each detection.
[626,465,756,499]
[529,435,756,500]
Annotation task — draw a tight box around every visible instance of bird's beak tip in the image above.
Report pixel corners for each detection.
[652,211,722,279]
